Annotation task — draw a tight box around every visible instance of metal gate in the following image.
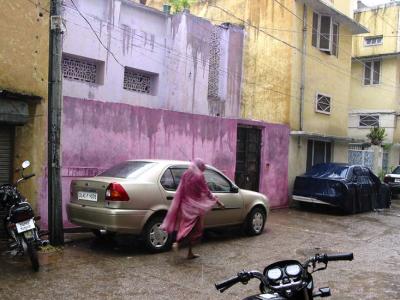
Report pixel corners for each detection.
[0,125,13,239]
[348,145,374,170]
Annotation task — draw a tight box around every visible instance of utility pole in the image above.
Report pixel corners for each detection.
[48,0,64,245]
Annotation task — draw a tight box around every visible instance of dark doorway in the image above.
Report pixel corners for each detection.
[235,126,261,192]
[306,139,332,171]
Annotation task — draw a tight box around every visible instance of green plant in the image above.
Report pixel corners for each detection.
[377,168,386,182]
[168,0,196,13]
[382,143,393,151]
[366,127,386,145]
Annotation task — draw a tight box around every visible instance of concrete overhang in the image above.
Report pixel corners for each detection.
[291,130,365,143]
[301,0,369,34]
[353,52,400,61]
[349,109,397,115]
[0,89,42,125]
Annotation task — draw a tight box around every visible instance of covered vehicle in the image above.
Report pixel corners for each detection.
[67,160,269,252]
[293,163,390,213]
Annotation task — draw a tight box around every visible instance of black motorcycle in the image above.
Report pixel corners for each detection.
[1,160,45,272]
[215,252,354,299]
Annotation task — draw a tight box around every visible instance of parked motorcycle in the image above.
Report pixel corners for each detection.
[0,160,45,272]
[215,252,354,299]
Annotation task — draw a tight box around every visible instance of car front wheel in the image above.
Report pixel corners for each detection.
[143,215,172,253]
[244,207,266,236]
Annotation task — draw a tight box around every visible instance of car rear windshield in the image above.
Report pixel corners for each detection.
[305,164,349,179]
[99,161,155,178]
[391,166,400,174]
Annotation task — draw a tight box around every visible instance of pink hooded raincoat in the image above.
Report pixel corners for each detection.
[160,159,217,243]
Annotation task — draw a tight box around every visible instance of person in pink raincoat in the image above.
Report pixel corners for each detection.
[161,158,225,259]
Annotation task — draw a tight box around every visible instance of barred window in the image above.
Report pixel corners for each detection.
[359,115,379,127]
[123,68,153,94]
[62,57,97,83]
[315,93,331,114]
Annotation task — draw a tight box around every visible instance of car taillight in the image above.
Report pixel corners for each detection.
[105,183,129,201]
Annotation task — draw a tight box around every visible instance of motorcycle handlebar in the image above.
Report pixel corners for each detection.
[23,173,35,180]
[215,275,242,293]
[312,253,354,265]
[324,253,354,262]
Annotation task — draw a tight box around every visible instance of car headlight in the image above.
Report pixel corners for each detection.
[267,268,282,281]
[285,264,301,277]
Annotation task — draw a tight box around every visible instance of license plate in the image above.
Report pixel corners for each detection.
[395,179,400,183]
[78,191,98,202]
[16,219,35,233]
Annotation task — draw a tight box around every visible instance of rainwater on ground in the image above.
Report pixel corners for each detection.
[1,201,400,299]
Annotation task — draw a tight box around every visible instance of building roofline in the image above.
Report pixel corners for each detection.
[301,0,369,34]
[354,1,400,13]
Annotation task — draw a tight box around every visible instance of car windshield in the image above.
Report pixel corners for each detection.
[391,166,400,174]
[99,161,155,178]
[305,164,349,179]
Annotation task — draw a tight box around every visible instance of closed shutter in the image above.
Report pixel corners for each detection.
[0,126,13,185]
[0,125,13,239]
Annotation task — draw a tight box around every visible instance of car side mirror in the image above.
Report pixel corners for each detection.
[230,185,239,193]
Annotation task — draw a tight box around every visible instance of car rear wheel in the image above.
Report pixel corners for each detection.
[244,207,266,236]
[143,215,172,253]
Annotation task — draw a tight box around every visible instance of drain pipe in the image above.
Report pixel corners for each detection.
[298,4,307,146]
[300,4,307,132]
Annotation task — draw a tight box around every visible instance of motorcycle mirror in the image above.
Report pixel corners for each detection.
[22,160,30,169]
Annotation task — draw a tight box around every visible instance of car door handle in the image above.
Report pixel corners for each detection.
[166,196,173,200]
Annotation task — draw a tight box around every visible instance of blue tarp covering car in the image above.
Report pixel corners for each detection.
[293,163,391,213]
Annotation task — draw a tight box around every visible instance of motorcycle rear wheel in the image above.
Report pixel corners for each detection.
[24,238,39,272]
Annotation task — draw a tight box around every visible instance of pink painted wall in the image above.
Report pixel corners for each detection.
[40,97,289,227]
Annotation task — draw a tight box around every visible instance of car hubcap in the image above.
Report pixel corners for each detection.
[252,212,264,233]
[149,223,168,248]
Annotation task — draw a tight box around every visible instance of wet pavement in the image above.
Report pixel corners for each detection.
[1,202,400,300]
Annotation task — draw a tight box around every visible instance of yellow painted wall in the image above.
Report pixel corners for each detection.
[0,0,49,211]
[353,4,400,57]
[288,3,355,195]
[322,0,353,17]
[148,0,295,125]
[350,57,399,110]
[291,5,353,137]
[351,4,400,164]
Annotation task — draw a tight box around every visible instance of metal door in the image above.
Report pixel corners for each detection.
[0,125,13,239]
[235,126,261,192]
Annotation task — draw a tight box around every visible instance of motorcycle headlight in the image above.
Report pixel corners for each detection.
[285,264,301,277]
[267,268,282,281]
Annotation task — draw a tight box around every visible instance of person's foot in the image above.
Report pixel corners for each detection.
[172,242,179,252]
[187,253,200,259]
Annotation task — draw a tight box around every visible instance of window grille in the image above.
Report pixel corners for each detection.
[208,27,222,99]
[315,94,331,114]
[123,69,152,94]
[359,115,379,127]
[62,57,97,83]
[364,36,383,46]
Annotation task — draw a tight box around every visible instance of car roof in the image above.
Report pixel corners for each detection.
[126,159,191,166]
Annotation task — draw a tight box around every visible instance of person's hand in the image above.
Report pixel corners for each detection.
[219,203,225,209]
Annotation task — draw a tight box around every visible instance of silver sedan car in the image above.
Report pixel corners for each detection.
[67,160,270,252]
